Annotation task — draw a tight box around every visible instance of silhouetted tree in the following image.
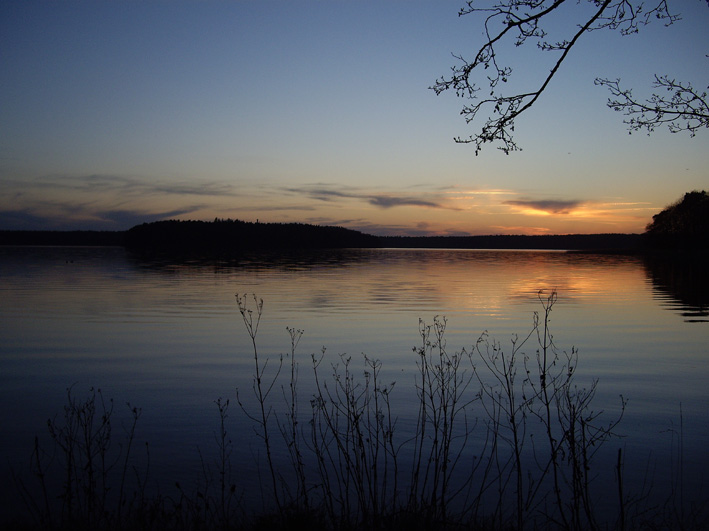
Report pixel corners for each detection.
[644,190,709,249]
[432,0,708,154]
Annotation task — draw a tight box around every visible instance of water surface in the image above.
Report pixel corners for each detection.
[1,246,707,520]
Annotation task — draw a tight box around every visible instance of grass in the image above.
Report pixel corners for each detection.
[8,291,706,530]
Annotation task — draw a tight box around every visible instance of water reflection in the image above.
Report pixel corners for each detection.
[2,245,707,525]
[643,252,709,322]
[129,247,709,323]
[126,247,376,274]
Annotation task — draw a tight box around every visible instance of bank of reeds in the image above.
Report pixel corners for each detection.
[9,291,706,530]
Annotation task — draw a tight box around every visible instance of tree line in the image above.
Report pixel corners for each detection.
[1,191,706,252]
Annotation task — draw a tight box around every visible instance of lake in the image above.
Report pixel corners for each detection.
[1,245,707,525]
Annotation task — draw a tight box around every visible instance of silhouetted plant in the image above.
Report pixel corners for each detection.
[407,315,479,526]
[235,293,284,514]
[12,293,707,531]
[470,316,538,529]
[277,326,310,511]
[14,386,144,530]
[231,291,631,530]
[308,350,399,529]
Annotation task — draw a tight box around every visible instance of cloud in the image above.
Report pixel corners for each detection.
[299,216,473,237]
[285,185,456,210]
[234,204,316,212]
[0,206,201,231]
[96,208,201,228]
[290,188,354,202]
[367,225,472,237]
[298,215,407,236]
[0,209,59,231]
[491,225,553,235]
[367,196,441,208]
[504,199,583,214]
[444,188,515,197]
[0,173,245,230]
[28,174,239,198]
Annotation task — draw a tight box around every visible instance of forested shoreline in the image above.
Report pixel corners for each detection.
[0,219,644,251]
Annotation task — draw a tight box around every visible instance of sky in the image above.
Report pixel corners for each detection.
[1,0,708,236]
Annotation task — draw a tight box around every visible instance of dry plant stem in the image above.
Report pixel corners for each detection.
[408,319,430,509]
[213,396,238,529]
[307,353,340,525]
[16,386,144,530]
[409,316,478,526]
[467,289,627,530]
[235,293,283,513]
[536,290,570,529]
[617,448,626,531]
[308,348,400,529]
[524,291,626,530]
[117,402,141,523]
[48,386,114,527]
[472,321,536,531]
[13,436,52,529]
[311,353,353,522]
[33,436,52,527]
[278,326,309,509]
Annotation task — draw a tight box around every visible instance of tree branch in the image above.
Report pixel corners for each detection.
[595,74,709,136]
[432,0,685,154]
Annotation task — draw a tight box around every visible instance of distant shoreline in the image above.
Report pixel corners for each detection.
[0,230,126,247]
[0,223,644,252]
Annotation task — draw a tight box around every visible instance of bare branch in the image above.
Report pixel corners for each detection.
[432,0,684,154]
[595,74,709,136]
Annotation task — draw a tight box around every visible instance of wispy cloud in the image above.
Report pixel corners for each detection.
[444,188,515,197]
[0,173,236,230]
[299,217,473,237]
[96,208,200,227]
[285,185,458,210]
[0,206,196,231]
[504,199,584,215]
[0,209,57,231]
[491,225,553,235]
[367,196,441,208]
[233,203,316,212]
[27,174,239,198]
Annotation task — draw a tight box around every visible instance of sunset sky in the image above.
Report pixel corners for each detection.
[2,0,707,236]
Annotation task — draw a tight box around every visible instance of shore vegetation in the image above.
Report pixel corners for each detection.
[8,292,706,530]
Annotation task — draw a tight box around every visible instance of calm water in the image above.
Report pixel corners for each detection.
[1,246,707,520]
